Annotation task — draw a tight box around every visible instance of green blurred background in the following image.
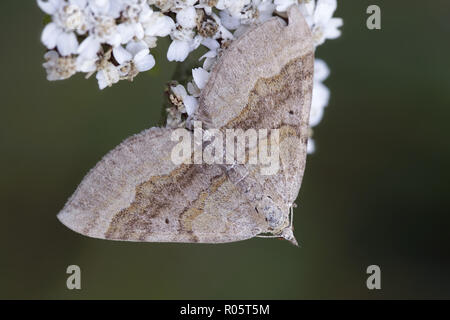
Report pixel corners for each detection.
[1,1,449,299]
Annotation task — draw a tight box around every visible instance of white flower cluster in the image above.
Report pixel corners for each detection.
[38,0,342,152]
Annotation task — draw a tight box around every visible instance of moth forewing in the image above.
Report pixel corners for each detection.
[194,5,314,244]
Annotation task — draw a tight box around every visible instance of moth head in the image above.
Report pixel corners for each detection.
[258,196,289,230]
[257,197,298,246]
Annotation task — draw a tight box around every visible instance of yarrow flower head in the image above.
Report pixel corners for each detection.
[38,0,343,152]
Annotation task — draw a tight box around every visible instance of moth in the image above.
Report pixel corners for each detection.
[57,6,314,246]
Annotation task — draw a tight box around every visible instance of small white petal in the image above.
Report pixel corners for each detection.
[43,50,58,61]
[314,59,330,82]
[309,102,325,128]
[201,38,220,51]
[216,21,234,40]
[113,46,132,65]
[183,95,198,116]
[126,41,148,56]
[274,0,296,12]
[139,5,153,22]
[203,57,216,71]
[96,64,119,90]
[145,13,175,37]
[200,50,217,60]
[56,32,78,56]
[324,18,343,39]
[185,0,197,6]
[77,36,101,58]
[219,10,241,30]
[307,138,316,154]
[314,0,337,25]
[304,0,316,16]
[187,81,200,97]
[96,71,108,90]
[188,35,203,56]
[167,40,190,62]
[76,56,97,72]
[310,82,330,127]
[134,48,149,61]
[215,0,225,10]
[90,0,110,16]
[171,84,187,98]
[69,0,86,8]
[106,0,122,19]
[107,33,122,47]
[176,7,197,29]
[257,2,276,22]
[117,23,135,44]
[192,67,210,90]
[37,0,59,15]
[134,54,155,72]
[135,23,145,40]
[41,22,62,49]
[142,35,157,48]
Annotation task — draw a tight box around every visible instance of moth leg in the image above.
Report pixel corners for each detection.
[256,230,298,246]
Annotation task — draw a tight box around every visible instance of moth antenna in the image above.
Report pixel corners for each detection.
[290,204,294,229]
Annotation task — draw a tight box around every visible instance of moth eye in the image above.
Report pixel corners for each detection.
[165,218,169,224]
[289,110,294,115]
